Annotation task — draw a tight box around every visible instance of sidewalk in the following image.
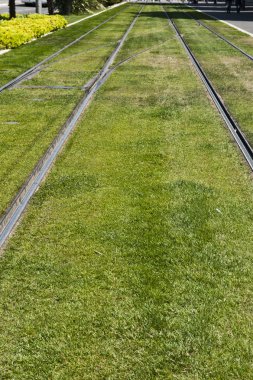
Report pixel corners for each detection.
[191,2,253,35]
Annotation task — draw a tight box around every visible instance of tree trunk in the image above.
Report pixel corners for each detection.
[9,0,16,18]
[48,0,54,14]
[62,0,72,14]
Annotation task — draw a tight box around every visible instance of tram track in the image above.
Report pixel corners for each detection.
[180,6,253,61]
[163,7,253,171]
[1,3,253,251]
[0,6,144,250]
[1,5,253,372]
[0,5,129,93]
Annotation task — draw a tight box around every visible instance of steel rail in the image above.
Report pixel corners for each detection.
[181,7,253,61]
[0,5,129,93]
[0,6,144,251]
[163,8,253,171]
[109,38,173,72]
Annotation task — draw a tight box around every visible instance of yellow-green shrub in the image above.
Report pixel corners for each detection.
[0,14,67,49]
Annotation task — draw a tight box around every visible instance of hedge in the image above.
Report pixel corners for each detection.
[0,14,67,49]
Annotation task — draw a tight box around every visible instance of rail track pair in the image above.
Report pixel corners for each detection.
[0,4,252,249]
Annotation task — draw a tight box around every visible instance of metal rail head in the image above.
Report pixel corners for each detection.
[163,6,253,171]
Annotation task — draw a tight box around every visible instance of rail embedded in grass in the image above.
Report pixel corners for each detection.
[2,7,253,375]
[165,5,253,148]
[0,5,129,93]
[0,6,143,251]
[163,7,253,171]
[181,7,253,61]
[0,6,139,217]
[12,9,137,88]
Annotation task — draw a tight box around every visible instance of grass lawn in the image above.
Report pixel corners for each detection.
[64,13,91,24]
[0,5,253,379]
[0,5,138,215]
[166,6,253,147]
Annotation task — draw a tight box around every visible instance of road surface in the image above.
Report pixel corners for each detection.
[0,0,48,14]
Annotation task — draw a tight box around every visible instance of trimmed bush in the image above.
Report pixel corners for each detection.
[0,14,67,49]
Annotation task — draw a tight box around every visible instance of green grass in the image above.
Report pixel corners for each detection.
[64,13,91,24]
[114,5,174,64]
[166,6,253,146]
[183,5,253,57]
[0,88,82,215]
[0,5,138,215]
[0,2,128,86]
[28,6,140,87]
[1,5,253,379]
[64,7,113,25]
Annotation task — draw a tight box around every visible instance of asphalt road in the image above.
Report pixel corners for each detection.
[0,0,48,14]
